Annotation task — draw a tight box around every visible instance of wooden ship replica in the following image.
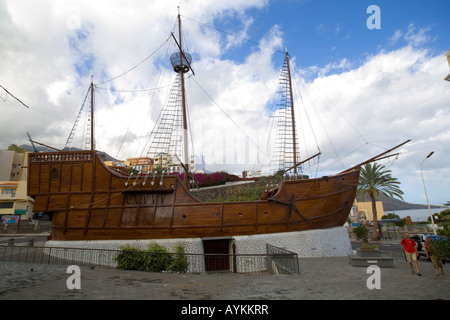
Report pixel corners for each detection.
[27,14,408,241]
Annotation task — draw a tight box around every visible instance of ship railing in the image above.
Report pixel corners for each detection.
[29,151,93,163]
[0,244,299,275]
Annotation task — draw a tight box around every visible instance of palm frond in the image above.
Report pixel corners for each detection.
[358,162,404,201]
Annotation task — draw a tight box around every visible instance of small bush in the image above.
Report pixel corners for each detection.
[169,243,189,273]
[114,244,148,271]
[145,243,174,272]
[428,238,450,260]
[114,242,188,273]
[353,225,369,242]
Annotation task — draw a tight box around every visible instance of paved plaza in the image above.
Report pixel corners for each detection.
[1,242,448,301]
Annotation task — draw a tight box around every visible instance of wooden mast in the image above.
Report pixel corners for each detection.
[178,11,190,189]
[90,77,95,151]
[285,50,298,179]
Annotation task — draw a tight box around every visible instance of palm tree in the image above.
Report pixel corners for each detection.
[357,162,404,241]
[8,144,25,152]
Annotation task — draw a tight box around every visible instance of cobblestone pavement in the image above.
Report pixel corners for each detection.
[1,250,448,301]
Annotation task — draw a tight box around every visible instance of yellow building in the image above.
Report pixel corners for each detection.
[127,157,154,173]
[351,199,385,224]
[0,150,34,222]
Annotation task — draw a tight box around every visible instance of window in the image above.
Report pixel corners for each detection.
[51,168,59,180]
[0,202,14,209]
[1,189,16,197]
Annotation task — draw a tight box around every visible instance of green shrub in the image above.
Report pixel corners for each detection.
[353,225,369,242]
[114,244,148,271]
[438,224,450,238]
[145,243,174,272]
[169,243,189,273]
[428,238,450,260]
[114,242,189,273]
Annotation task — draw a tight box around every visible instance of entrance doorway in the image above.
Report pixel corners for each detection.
[202,239,230,272]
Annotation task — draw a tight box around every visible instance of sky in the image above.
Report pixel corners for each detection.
[1,0,449,207]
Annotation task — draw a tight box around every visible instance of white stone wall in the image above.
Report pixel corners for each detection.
[45,226,352,273]
[45,238,205,272]
[46,238,204,254]
[233,226,353,258]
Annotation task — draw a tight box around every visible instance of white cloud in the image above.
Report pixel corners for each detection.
[388,29,402,45]
[404,23,432,47]
[0,0,270,151]
[293,45,450,205]
[299,58,352,79]
[388,23,434,48]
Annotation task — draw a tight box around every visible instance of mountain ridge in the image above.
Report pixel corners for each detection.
[358,193,443,211]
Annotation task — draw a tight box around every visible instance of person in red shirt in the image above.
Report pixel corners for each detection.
[400,232,421,276]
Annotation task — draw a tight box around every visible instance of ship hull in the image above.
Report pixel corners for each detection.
[28,151,360,241]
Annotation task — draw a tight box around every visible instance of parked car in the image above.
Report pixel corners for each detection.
[409,234,426,259]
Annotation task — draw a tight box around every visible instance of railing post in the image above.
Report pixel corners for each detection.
[232,243,237,273]
[47,247,52,265]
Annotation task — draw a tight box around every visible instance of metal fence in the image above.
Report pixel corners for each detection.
[0,221,52,234]
[0,243,299,275]
[0,245,118,268]
[347,225,436,241]
[266,244,300,275]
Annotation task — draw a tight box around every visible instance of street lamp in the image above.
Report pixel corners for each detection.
[420,151,437,235]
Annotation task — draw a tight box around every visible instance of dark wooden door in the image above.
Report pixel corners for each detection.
[203,239,230,272]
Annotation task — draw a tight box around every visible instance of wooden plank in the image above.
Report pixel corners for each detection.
[102,172,113,227]
[169,178,178,233]
[83,155,96,235]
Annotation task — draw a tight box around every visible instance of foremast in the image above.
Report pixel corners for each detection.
[273,50,301,178]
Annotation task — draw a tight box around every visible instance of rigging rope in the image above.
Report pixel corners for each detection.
[313,82,368,145]
[95,84,172,93]
[96,33,177,160]
[134,39,178,159]
[181,15,285,55]
[97,36,171,85]
[64,86,91,150]
[190,76,272,164]
[291,71,321,153]
[287,63,346,170]
[88,13,378,178]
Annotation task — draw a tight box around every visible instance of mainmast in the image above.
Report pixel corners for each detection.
[285,50,297,178]
[90,78,95,151]
[170,10,192,188]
